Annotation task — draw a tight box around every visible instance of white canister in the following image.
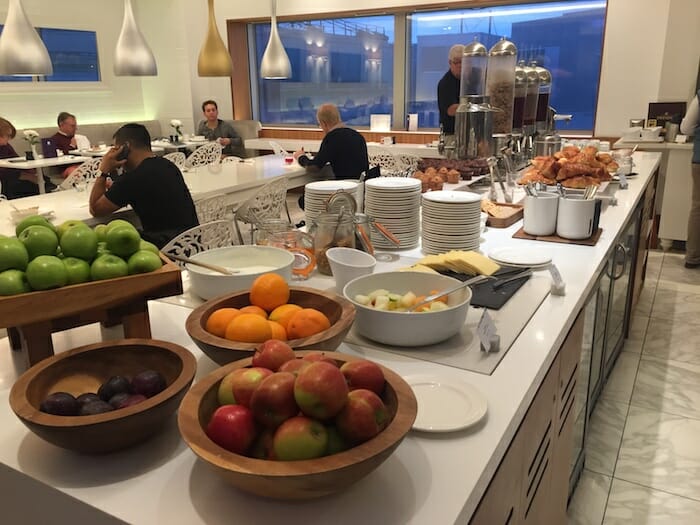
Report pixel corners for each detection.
[523,192,559,236]
[556,196,596,239]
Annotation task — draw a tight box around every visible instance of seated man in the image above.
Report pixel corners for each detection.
[89,123,199,248]
[50,111,88,177]
[0,117,54,199]
[196,99,243,156]
[293,103,369,180]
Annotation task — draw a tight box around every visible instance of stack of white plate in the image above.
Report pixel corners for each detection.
[304,180,359,223]
[364,177,421,249]
[421,191,483,254]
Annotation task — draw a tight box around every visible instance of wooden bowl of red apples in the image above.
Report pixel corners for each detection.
[177,346,417,500]
[9,339,197,454]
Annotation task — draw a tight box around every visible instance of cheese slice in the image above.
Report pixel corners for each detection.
[418,250,500,276]
[398,264,439,274]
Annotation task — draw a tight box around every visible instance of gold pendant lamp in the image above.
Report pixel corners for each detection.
[198,0,232,77]
[260,0,291,79]
[114,0,157,76]
[0,0,52,76]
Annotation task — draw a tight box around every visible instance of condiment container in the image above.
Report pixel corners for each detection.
[312,212,356,275]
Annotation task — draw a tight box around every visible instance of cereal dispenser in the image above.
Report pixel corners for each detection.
[485,37,517,134]
[460,38,488,97]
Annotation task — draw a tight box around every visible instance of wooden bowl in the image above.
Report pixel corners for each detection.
[9,339,197,454]
[185,286,356,365]
[177,351,417,500]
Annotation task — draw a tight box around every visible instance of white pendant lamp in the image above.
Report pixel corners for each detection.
[260,0,291,79]
[197,0,232,77]
[114,0,157,76]
[0,0,52,76]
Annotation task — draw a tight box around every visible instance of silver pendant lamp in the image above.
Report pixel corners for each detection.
[260,0,291,79]
[0,0,52,76]
[114,0,157,76]
[197,0,232,77]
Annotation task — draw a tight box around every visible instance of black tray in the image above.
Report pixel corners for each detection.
[438,266,532,310]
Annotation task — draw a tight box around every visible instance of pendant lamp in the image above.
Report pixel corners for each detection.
[114,0,157,76]
[260,0,291,79]
[0,0,52,76]
[197,0,232,77]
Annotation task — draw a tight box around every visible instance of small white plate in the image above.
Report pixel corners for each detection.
[405,374,487,432]
[489,247,552,268]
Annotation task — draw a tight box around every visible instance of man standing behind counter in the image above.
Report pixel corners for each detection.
[89,123,199,248]
[437,44,464,135]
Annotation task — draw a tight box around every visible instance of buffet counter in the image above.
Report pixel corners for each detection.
[0,152,661,524]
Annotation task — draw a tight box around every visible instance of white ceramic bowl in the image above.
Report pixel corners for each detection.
[187,245,294,300]
[343,271,471,347]
[326,247,376,291]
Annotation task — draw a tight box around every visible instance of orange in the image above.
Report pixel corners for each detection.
[268,303,303,330]
[429,289,448,304]
[249,273,290,313]
[225,313,273,343]
[205,308,241,338]
[267,320,288,341]
[239,305,268,318]
[286,308,331,339]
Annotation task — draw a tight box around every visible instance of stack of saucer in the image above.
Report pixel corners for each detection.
[421,191,483,254]
[304,180,359,224]
[364,177,421,249]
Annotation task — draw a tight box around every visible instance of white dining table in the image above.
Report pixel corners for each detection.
[69,145,166,157]
[0,154,91,194]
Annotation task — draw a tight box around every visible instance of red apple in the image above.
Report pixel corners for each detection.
[250,372,298,428]
[252,340,295,371]
[335,389,389,444]
[206,404,257,455]
[340,360,385,395]
[294,361,348,420]
[250,428,276,459]
[230,367,273,407]
[301,352,338,366]
[325,425,350,455]
[278,358,311,376]
[273,416,328,461]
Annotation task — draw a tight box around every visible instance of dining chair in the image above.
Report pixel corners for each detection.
[185,142,223,169]
[221,156,243,164]
[233,175,291,244]
[58,158,102,190]
[194,194,229,223]
[394,153,421,176]
[161,220,238,268]
[164,152,186,170]
[368,148,402,177]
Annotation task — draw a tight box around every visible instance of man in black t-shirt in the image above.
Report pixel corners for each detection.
[293,104,369,180]
[89,123,199,247]
[437,44,464,134]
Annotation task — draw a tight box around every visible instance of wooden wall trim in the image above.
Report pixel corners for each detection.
[228,22,252,120]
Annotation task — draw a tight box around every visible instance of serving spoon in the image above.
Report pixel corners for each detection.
[408,274,491,312]
[168,255,240,275]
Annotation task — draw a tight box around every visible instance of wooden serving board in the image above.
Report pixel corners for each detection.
[486,203,524,228]
[512,227,603,246]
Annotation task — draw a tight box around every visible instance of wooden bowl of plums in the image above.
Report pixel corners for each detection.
[9,339,197,454]
[177,347,417,500]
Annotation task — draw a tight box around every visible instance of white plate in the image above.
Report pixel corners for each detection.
[422,190,482,204]
[405,374,488,432]
[489,247,552,268]
[365,177,421,190]
[306,180,359,192]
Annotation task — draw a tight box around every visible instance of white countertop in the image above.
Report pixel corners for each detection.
[245,138,445,159]
[613,138,693,151]
[0,152,662,524]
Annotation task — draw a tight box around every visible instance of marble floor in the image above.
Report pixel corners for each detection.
[568,250,700,525]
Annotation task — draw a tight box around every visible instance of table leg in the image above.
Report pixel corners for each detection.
[15,321,55,368]
[120,301,152,339]
[37,166,46,194]
[7,327,22,351]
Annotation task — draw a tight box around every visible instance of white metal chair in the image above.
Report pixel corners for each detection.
[59,158,102,190]
[368,148,403,177]
[394,153,421,176]
[268,140,289,155]
[161,220,238,268]
[185,142,223,168]
[164,151,186,170]
[221,156,243,164]
[194,194,229,223]
[234,176,291,244]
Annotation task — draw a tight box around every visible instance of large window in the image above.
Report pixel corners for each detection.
[407,1,606,130]
[0,27,100,82]
[251,16,394,126]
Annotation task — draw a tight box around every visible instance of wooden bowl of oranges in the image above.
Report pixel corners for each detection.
[186,274,356,365]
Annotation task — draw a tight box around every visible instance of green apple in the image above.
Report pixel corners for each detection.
[127,250,162,274]
[139,240,159,255]
[60,225,98,261]
[18,225,59,260]
[90,254,129,281]
[15,215,56,237]
[0,237,29,271]
[94,224,109,242]
[96,241,110,257]
[62,257,91,285]
[106,226,141,258]
[26,255,68,290]
[56,219,89,239]
[217,370,240,405]
[107,219,137,234]
[0,269,31,296]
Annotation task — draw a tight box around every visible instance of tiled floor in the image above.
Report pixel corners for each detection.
[568,251,700,524]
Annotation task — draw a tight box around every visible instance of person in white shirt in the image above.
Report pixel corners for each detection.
[680,90,700,269]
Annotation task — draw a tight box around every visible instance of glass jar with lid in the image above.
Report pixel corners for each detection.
[512,62,526,134]
[460,38,488,97]
[485,37,517,134]
[533,62,552,133]
[312,212,356,275]
[523,61,540,134]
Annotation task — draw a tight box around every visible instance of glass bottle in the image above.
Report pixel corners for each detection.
[485,37,517,134]
[312,212,356,275]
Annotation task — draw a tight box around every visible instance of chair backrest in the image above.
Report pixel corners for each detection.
[221,156,243,164]
[234,176,289,243]
[185,142,223,168]
[161,220,237,267]
[164,151,186,169]
[59,158,102,190]
[368,148,400,176]
[394,153,420,176]
[194,194,229,223]
[268,141,288,155]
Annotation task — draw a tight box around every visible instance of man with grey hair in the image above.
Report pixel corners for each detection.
[437,44,464,134]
